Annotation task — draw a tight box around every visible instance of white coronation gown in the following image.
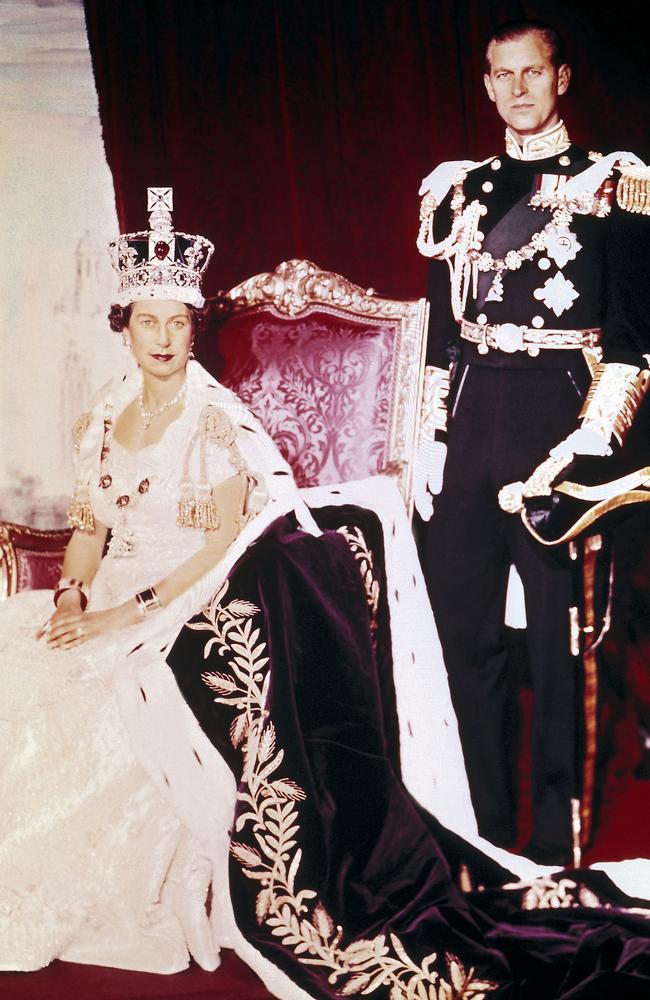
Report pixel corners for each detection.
[0,360,303,974]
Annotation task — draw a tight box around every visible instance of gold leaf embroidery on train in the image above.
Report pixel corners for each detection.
[191,580,496,998]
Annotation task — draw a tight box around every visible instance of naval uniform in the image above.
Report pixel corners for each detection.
[418,122,650,855]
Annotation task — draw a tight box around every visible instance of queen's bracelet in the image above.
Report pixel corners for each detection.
[135,586,162,618]
[54,577,88,611]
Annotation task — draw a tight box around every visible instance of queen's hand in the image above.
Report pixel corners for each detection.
[37,593,128,649]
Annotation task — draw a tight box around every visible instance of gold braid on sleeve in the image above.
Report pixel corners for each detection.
[420,365,450,440]
[579,361,650,445]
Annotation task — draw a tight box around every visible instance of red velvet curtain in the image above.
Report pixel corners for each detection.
[84,0,650,302]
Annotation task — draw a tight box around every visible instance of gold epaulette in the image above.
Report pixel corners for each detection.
[616,165,650,216]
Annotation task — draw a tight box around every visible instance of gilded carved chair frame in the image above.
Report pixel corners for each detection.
[226,259,429,515]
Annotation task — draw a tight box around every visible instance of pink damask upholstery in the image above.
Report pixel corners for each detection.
[217,309,394,486]
[217,260,428,509]
[0,522,71,599]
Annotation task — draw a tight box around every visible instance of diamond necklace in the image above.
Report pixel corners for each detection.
[138,377,187,429]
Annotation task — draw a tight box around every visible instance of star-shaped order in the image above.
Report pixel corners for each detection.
[534,272,580,317]
[544,225,582,268]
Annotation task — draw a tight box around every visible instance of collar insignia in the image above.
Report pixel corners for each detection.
[505,120,571,162]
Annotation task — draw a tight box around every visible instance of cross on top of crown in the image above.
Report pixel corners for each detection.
[147,187,173,212]
[147,188,174,242]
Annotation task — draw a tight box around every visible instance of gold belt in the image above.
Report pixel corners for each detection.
[460,319,602,357]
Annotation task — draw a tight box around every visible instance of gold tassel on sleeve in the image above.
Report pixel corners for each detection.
[177,477,197,529]
[194,483,220,531]
[177,404,263,532]
[67,482,95,532]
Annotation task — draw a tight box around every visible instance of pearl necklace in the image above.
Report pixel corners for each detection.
[138,378,187,429]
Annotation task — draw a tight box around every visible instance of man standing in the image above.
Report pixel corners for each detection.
[415,19,650,864]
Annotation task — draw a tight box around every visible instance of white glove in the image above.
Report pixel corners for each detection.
[419,159,477,198]
[550,427,612,459]
[498,480,525,514]
[413,439,447,521]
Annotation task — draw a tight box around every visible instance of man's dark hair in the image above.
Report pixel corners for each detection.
[484,19,566,73]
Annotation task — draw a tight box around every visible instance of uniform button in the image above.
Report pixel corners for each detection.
[538,257,551,270]
[491,159,501,171]
[531,315,544,328]
[477,313,487,325]
[482,180,494,193]
[559,154,571,166]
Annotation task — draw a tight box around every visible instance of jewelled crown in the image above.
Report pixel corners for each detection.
[109,187,214,307]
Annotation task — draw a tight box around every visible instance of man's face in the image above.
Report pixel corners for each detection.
[484,31,570,142]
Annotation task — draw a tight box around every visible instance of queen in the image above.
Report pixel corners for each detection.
[0,188,319,974]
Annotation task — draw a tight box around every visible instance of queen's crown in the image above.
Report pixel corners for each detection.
[109,188,214,307]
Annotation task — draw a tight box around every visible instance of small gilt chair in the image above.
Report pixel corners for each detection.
[216,259,429,514]
[0,522,71,599]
